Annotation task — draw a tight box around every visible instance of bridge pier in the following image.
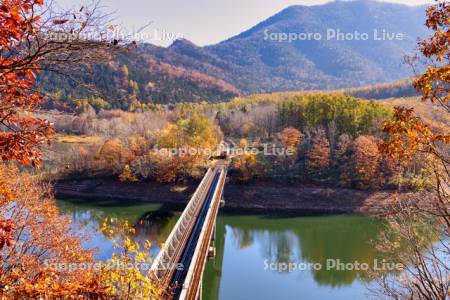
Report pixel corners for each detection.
[208,223,216,259]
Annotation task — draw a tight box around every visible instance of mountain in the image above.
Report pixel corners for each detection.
[164,0,428,93]
[39,0,429,110]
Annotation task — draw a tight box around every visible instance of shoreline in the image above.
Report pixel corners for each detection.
[53,177,417,215]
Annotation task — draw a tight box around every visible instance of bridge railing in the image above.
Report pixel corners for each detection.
[179,166,228,300]
[150,167,215,284]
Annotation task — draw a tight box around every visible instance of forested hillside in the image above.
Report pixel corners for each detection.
[38,50,240,111]
[37,1,427,110]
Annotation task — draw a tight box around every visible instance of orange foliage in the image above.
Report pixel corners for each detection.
[280,127,302,151]
[374,4,450,298]
[352,135,381,189]
[0,166,15,253]
[306,128,330,172]
[0,0,54,167]
[128,135,149,156]
[97,139,134,173]
[381,107,449,163]
[414,1,450,111]
[0,219,14,251]
[149,152,199,183]
[0,165,105,298]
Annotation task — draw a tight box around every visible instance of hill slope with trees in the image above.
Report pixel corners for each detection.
[38,0,428,110]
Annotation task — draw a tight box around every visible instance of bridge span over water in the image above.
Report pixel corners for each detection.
[150,161,229,300]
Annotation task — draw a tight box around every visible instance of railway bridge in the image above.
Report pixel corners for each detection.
[150,161,229,299]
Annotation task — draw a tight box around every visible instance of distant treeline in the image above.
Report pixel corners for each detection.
[342,79,419,100]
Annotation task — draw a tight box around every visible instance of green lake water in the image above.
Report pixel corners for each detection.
[57,199,388,300]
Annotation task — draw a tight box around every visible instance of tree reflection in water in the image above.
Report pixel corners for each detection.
[57,199,181,260]
[57,199,400,300]
[215,215,387,287]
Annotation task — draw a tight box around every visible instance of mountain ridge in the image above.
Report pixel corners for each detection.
[39,0,430,109]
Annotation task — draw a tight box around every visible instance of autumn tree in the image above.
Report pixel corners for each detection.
[0,0,120,246]
[128,135,149,157]
[0,165,162,299]
[280,127,302,153]
[119,164,138,182]
[232,152,266,182]
[382,108,449,213]
[0,0,113,272]
[374,1,450,299]
[0,175,14,251]
[306,128,331,173]
[148,152,182,183]
[414,1,450,113]
[0,0,54,166]
[0,0,158,298]
[352,135,381,189]
[0,165,105,298]
[334,134,353,161]
[0,0,119,166]
[97,138,134,174]
[151,113,221,182]
[275,127,301,170]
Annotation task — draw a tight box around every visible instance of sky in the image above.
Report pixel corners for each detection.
[56,0,435,46]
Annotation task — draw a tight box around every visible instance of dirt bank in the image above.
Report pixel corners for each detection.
[53,178,417,215]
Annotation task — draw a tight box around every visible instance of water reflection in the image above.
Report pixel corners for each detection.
[57,199,180,260]
[57,199,391,300]
[204,215,388,300]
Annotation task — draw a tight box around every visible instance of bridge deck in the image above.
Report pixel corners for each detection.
[150,162,228,299]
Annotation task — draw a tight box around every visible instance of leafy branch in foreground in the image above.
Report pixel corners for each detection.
[414,1,450,113]
[0,0,160,298]
[0,165,105,298]
[372,1,450,299]
[99,219,161,299]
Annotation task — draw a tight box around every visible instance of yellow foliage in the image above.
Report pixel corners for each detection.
[119,164,138,182]
[239,138,248,148]
[99,219,161,299]
[56,135,101,144]
[232,151,265,182]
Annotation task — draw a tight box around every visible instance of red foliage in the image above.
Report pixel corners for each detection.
[0,219,14,250]
[0,0,54,166]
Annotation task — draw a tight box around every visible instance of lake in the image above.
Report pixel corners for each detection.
[57,199,387,300]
